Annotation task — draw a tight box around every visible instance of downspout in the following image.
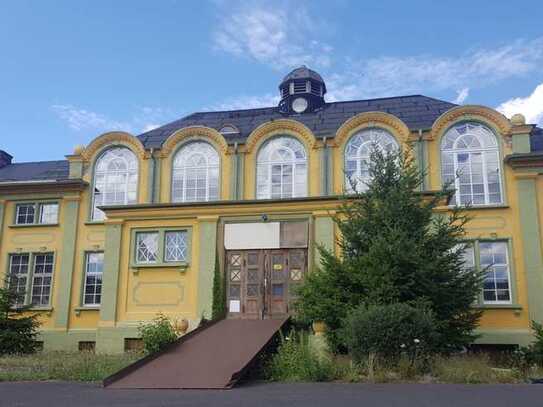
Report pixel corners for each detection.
[322,136,329,196]
[417,129,425,191]
[149,148,156,203]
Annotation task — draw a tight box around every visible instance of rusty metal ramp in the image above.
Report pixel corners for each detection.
[103,318,288,389]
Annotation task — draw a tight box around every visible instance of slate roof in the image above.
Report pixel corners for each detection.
[138,95,457,149]
[0,160,69,182]
[531,126,543,152]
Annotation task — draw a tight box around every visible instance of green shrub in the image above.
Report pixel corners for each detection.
[0,276,40,355]
[341,303,438,364]
[516,320,543,369]
[138,313,178,354]
[266,330,336,382]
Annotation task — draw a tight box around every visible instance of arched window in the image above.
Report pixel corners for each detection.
[441,122,502,205]
[172,141,219,202]
[256,136,307,199]
[344,128,398,192]
[92,147,138,220]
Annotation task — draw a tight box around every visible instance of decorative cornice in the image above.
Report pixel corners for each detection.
[0,179,88,195]
[160,126,229,158]
[333,111,411,147]
[430,105,512,141]
[505,153,543,170]
[81,132,147,162]
[244,119,317,153]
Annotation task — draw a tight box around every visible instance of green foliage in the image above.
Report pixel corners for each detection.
[342,303,438,364]
[515,320,543,369]
[211,252,226,320]
[265,330,337,382]
[295,148,483,353]
[0,276,40,355]
[138,313,178,354]
[0,351,139,382]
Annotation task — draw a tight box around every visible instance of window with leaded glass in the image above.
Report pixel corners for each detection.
[136,232,159,264]
[256,136,307,199]
[480,242,511,304]
[8,254,30,307]
[164,231,187,262]
[31,253,54,306]
[344,128,399,193]
[172,142,219,203]
[441,122,502,206]
[92,147,138,220]
[83,252,104,306]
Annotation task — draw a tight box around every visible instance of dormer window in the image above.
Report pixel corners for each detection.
[219,125,239,135]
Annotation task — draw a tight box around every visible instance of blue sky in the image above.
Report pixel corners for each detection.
[1,0,543,162]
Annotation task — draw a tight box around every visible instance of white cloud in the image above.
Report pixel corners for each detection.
[453,88,470,104]
[212,3,332,70]
[496,83,543,126]
[326,38,543,101]
[51,105,178,134]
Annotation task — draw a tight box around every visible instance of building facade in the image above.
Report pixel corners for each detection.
[1,67,543,353]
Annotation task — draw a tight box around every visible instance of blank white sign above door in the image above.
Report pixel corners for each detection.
[224,222,280,250]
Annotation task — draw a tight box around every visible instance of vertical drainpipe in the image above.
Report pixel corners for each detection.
[322,136,329,196]
[417,129,425,191]
[149,148,156,203]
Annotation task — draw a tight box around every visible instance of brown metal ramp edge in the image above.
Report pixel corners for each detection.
[103,318,288,389]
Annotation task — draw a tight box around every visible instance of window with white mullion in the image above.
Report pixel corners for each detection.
[31,253,54,307]
[8,254,30,306]
[83,252,103,306]
[136,232,159,264]
[480,241,511,304]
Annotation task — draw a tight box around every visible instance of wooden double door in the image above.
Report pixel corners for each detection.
[226,249,307,319]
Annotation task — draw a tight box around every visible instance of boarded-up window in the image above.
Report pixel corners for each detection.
[280,221,308,248]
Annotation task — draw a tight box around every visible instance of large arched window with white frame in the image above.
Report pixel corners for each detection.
[441,122,502,206]
[92,147,138,220]
[344,128,399,193]
[172,141,220,202]
[256,136,307,199]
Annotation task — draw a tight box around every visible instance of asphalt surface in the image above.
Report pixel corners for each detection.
[1,381,543,407]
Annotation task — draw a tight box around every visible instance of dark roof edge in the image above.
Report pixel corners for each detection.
[0,179,88,195]
[504,152,543,168]
[100,190,445,212]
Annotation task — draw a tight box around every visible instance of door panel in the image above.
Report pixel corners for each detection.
[226,249,306,319]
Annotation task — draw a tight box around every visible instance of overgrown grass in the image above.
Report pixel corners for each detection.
[0,351,141,382]
[265,330,543,384]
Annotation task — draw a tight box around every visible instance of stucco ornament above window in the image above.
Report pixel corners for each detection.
[344,128,399,193]
[92,147,138,220]
[172,141,220,203]
[256,136,307,199]
[441,122,502,206]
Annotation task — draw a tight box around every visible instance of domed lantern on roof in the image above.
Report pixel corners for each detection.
[278,65,327,114]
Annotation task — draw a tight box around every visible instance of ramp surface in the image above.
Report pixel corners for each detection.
[104,318,287,389]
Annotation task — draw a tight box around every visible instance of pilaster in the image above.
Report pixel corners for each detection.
[196,216,218,319]
[54,195,81,329]
[516,173,543,323]
[313,211,335,269]
[99,219,124,324]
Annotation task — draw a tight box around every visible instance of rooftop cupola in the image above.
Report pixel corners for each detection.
[278,65,326,114]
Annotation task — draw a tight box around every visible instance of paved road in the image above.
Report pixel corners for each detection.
[1,381,543,407]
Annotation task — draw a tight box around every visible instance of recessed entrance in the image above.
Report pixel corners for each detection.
[226,249,307,319]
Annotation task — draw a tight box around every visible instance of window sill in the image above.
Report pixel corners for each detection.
[9,223,59,228]
[84,221,105,226]
[74,306,100,316]
[474,303,522,310]
[130,262,190,273]
[441,204,510,211]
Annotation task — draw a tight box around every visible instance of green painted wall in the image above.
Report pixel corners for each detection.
[54,198,81,328]
[0,201,5,261]
[313,216,334,269]
[513,134,531,154]
[196,220,217,319]
[517,178,543,323]
[99,222,123,323]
